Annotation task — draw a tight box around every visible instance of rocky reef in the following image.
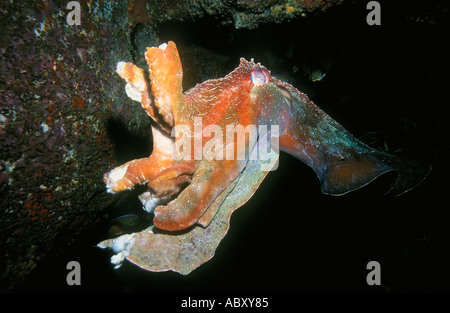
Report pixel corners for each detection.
[141,0,344,29]
[0,0,151,290]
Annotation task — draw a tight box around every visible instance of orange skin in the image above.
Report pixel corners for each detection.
[105,41,427,232]
[105,42,282,231]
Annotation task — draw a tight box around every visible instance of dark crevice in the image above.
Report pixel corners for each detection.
[105,117,152,164]
[129,23,140,64]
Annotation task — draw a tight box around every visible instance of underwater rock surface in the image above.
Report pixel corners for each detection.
[0,0,155,290]
[141,0,345,29]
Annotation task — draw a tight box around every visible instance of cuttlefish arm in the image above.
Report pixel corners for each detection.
[98,148,278,274]
[150,59,291,231]
[105,42,194,195]
[105,41,246,232]
[99,48,281,271]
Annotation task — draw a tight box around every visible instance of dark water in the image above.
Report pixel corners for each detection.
[15,0,450,293]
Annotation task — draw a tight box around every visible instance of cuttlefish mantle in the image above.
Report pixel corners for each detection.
[98,41,430,274]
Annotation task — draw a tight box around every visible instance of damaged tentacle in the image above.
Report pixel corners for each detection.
[116,61,172,133]
[138,191,173,214]
[103,124,176,193]
[145,41,184,127]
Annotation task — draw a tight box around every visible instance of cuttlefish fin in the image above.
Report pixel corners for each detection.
[319,152,392,195]
[374,153,431,196]
[282,134,429,196]
[278,82,429,196]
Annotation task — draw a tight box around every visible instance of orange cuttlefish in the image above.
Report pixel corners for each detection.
[98,41,429,273]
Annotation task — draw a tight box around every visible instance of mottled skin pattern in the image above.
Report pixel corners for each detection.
[100,41,428,273]
[105,42,286,232]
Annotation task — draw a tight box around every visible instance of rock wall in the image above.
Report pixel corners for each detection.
[0,0,155,290]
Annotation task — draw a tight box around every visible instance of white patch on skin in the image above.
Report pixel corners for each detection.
[138,191,172,214]
[105,164,129,194]
[110,253,126,269]
[138,191,158,213]
[112,234,134,253]
[110,234,135,269]
[158,43,168,51]
[116,61,146,103]
[109,164,128,182]
[116,61,126,74]
[125,82,143,102]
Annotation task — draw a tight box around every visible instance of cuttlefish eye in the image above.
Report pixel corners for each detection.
[250,70,270,86]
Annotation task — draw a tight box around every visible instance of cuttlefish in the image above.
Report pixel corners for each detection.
[98,41,429,273]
